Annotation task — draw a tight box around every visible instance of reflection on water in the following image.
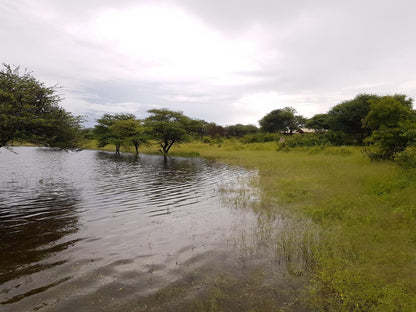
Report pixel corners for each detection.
[1,147,271,311]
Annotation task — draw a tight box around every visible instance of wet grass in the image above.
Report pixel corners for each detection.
[84,139,416,311]
[168,140,416,311]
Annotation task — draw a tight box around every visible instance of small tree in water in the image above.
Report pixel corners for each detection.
[109,119,148,154]
[144,109,192,157]
[93,113,136,154]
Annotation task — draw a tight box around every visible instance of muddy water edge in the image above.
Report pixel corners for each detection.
[0,147,313,311]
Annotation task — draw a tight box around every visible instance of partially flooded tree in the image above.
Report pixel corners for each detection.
[109,119,148,154]
[144,108,191,157]
[93,113,136,154]
[0,64,82,149]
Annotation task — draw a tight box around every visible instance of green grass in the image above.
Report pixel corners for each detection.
[84,139,416,311]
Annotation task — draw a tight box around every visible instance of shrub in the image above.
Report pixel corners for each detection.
[395,145,416,168]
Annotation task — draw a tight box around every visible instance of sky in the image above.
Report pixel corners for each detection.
[1,0,416,127]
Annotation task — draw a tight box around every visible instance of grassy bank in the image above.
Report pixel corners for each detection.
[84,140,416,311]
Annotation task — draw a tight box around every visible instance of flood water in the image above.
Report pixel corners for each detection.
[0,147,282,311]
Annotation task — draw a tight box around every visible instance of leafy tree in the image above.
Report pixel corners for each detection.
[225,124,259,138]
[93,113,136,153]
[327,94,379,143]
[363,96,415,160]
[259,107,303,134]
[205,122,225,137]
[0,64,82,149]
[109,119,148,154]
[187,118,208,139]
[305,114,330,132]
[144,108,192,157]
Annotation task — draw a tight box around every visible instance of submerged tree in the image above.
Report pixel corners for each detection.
[144,108,191,157]
[0,64,82,149]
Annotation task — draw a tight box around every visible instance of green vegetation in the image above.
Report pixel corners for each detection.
[3,63,416,309]
[88,138,416,310]
[93,113,147,154]
[144,108,194,157]
[165,141,416,311]
[0,64,83,149]
[259,106,305,134]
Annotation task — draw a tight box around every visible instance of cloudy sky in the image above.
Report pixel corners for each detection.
[1,0,416,126]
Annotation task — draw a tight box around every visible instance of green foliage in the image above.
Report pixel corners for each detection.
[240,132,280,143]
[0,63,82,149]
[93,113,136,153]
[363,96,416,160]
[305,113,330,132]
[144,108,192,156]
[276,132,355,149]
[327,94,378,143]
[395,145,416,168]
[259,107,304,134]
[224,123,259,138]
[109,119,148,154]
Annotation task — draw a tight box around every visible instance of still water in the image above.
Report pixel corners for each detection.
[0,147,277,311]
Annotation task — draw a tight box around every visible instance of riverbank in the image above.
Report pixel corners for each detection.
[83,140,416,311]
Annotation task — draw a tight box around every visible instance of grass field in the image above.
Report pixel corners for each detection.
[84,139,416,311]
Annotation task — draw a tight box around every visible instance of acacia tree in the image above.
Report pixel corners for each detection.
[144,108,191,157]
[305,114,330,132]
[259,107,304,134]
[93,113,136,153]
[109,119,147,154]
[0,64,82,149]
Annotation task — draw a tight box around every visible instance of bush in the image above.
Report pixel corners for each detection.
[240,132,280,143]
[395,146,416,168]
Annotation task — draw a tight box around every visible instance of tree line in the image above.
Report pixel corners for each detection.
[1,64,415,161]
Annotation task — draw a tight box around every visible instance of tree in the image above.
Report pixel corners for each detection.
[327,94,379,143]
[109,119,148,154]
[0,64,82,149]
[259,107,303,134]
[144,108,191,157]
[305,114,330,132]
[187,118,208,140]
[224,124,259,138]
[363,96,415,160]
[93,113,136,153]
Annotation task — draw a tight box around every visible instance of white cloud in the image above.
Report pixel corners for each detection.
[1,0,416,125]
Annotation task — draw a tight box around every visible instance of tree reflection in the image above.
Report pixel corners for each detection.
[0,182,80,285]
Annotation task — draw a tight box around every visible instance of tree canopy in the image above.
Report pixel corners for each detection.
[363,96,416,159]
[0,64,82,149]
[144,108,192,156]
[259,107,305,134]
[93,113,138,154]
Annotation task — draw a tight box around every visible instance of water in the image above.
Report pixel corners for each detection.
[0,147,268,311]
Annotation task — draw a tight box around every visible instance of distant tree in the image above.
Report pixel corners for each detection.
[327,94,380,143]
[0,64,82,149]
[205,122,225,137]
[224,124,259,138]
[93,113,136,154]
[363,96,415,159]
[260,107,303,134]
[188,118,208,139]
[144,108,191,157]
[110,119,148,154]
[305,114,330,132]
